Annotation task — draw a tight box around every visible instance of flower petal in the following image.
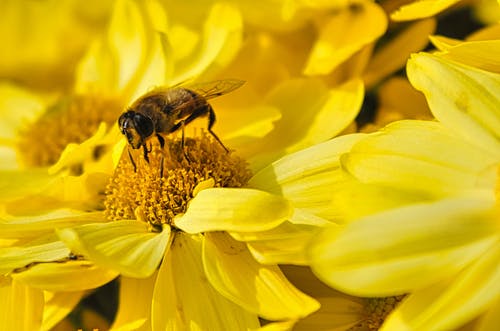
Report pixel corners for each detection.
[390,0,460,21]
[42,291,85,331]
[309,198,498,296]
[175,188,293,233]
[342,120,499,197]
[152,233,259,330]
[383,242,500,331]
[111,275,156,331]
[304,1,387,75]
[363,18,436,88]
[245,78,364,170]
[57,220,171,278]
[407,52,500,152]
[0,234,69,274]
[203,232,319,320]
[249,134,364,219]
[12,260,118,291]
[0,277,43,331]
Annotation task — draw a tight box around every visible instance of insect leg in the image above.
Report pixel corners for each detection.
[142,144,150,163]
[128,148,137,172]
[156,134,165,149]
[207,105,229,152]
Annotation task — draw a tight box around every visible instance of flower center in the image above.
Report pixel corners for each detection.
[349,296,405,330]
[104,133,252,228]
[17,94,122,168]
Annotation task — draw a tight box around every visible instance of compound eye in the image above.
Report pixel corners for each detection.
[133,113,154,138]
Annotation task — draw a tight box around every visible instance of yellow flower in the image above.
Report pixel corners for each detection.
[309,42,500,330]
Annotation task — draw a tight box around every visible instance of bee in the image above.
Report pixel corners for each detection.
[118,79,244,168]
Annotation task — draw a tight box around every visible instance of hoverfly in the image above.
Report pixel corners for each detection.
[118,79,244,169]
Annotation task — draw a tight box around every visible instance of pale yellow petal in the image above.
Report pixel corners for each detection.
[343,121,499,196]
[0,234,69,274]
[152,233,259,330]
[203,232,319,320]
[0,210,106,239]
[245,79,364,171]
[12,260,118,291]
[363,18,436,88]
[390,0,461,21]
[175,188,293,233]
[438,40,500,74]
[407,53,500,152]
[57,220,171,278]
[249,134,364,219]
[309,198,497,296]
[383,243,500,331]
[0,277,43,331]
[111,275,156,331]
[42,291,85,331]
[0,168,54,202]
[304,1,387,75]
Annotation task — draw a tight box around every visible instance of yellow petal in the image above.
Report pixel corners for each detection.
[249,134,364,219]
[390,0,461,21]
[383,242,500,331]
[111,275,156,331]
[57,220,171,278]
[343,120,499,196]
[0,82,45,143]
[42,291,85,331]
[12,260,118,291]
[438,40,500,74]
[0,210,106,239]
[363,18,436,88]
[407,52,500,152]
[304,1,387,75]
[203,232,319,320]
[0,168,54,202]
[175,188,293,233]
[309,198,497,297]
[476,297,500,331]
[246,79,364,170]
[0,234,69,274]
[169,3,243,83]
[0,277,43,331]
[152,233,260,330]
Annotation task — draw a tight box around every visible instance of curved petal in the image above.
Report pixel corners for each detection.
[309,198,498,296]
[382,242,500,331]
[152,233,259,330]
[0,234,69,274]
[390,0,460,21]
[437,40,500,74]
[111,275,156,331]
[304,1,387,75]
[57,220,171,278]
[342,120,499,196]
[12,260,118,291]
[203,232,319,320]
[0,277,43,331]
[175,188,293,233]
[248,134,364,219]
[42,291,85,331]
[407,52,500,153]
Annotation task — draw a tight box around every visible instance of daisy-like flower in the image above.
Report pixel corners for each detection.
[309,39,500,330]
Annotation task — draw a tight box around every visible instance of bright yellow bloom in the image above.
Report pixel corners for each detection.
[309,42,500,330]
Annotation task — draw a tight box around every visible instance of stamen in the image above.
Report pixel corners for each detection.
[349,295,406,330]
[17,94,122,167]
[104,133,252,228]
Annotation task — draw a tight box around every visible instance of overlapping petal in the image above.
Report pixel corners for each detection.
[309,198,498,296]
[175,188,293,233]
[42,291,85,331]
[152,233,259,330]
[203,232,320,320]
[390,0,461,21]
[58,220,171,278]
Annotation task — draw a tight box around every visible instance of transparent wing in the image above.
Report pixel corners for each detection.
[185,79,245,100]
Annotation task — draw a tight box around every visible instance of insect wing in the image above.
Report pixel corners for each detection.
[186,79,245,100]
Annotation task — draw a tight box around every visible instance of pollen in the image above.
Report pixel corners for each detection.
[17,94,122,167]
[104,133,252,228]
[349,295,406,331]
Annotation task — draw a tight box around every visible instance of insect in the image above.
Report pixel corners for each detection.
[118,79,245,168]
